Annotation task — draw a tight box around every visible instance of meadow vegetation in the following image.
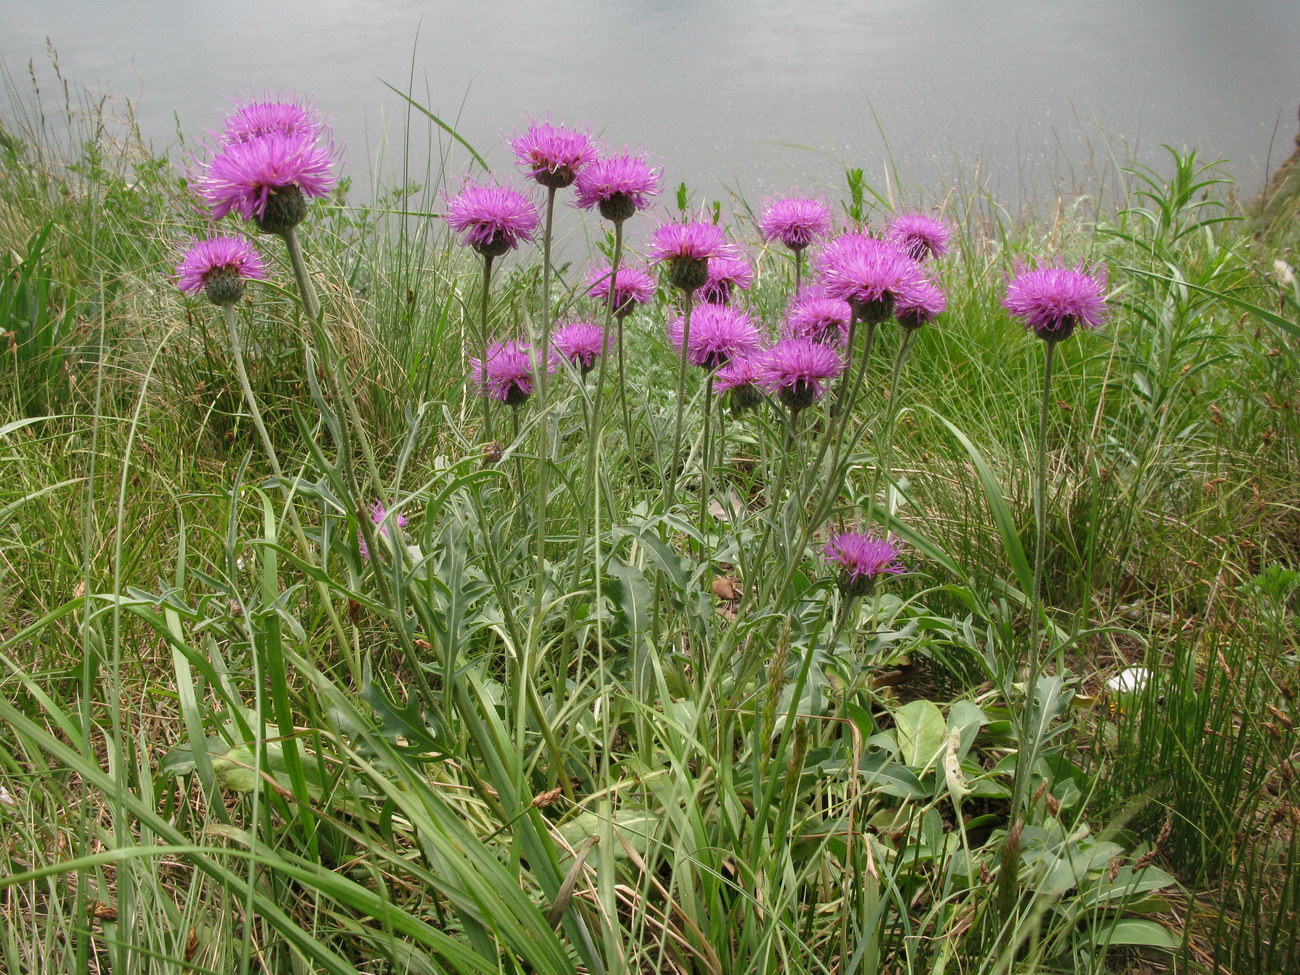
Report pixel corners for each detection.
[0,77,1297,974]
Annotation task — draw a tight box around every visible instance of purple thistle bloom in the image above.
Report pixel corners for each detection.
[783,288,852,345]
[175,236,268,306]
[885,213,951,262]
[468,340,554,406]
[761,337,844,412]
[715,353,767,411]
[649,220,728,293]
[222,94,324,145]
[359,501,408,560]
[510,117,599,190]
[573,151,663,222]
[667,304,762,369]
[822,531,906,596]
[698,248,755,305]
[443,178,540,258]
[894,277,947,331]
[551,321,608,375]
[586,261,657,319]
[814,234,929,325]
[758,196,832,252]
[197,131,337,233]
[1003,259,1109,342]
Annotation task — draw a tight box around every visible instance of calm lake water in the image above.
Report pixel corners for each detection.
[3,0,1299,211]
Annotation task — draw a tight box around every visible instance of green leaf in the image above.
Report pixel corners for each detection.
[211,744,258,793]
[858,752,927,800]
[1089,918,1181,950]
[893,699,947,768]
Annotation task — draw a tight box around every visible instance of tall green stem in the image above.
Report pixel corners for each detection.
[699,373,715,542]
[1009,337,1058,822]
[867,328,918,533]
[479,254,497,443]
[670,291,696,486]
[281,226,436,704]
[537,186,558,407]
[282,226,320,320]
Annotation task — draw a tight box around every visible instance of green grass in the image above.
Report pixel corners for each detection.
[0,80,1296,975]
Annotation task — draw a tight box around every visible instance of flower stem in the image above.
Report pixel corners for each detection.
[537,185,558,409]
[282,226,320,320]
[480,254,497,443]
[867,329,917,532]
[700,373,715,541]
[1010,337,1058,822]
[671,291,696,486]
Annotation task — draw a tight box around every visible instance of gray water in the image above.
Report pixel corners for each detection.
[4,0,1299,210]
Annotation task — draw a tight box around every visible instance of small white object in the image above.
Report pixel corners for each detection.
[0,784,17,808]
[1274,259,1296,288]
[1105,666,1151,696]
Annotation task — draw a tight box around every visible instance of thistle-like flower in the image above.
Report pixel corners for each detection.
[1003,260,1109,342]
[822,531,906,597]
[468,340,553,405]
[359,502,408,560]
[221,94,325,145]
[761,338,844,412]
[667,304,762,369]
[649,220,728,294]
[782,288,852,345]
[714,354,767,411]
[510,117,599,190]
[443,179,540,257]
[551,321,608,375]
[814,234,929,325]
[885,213,951,262]
[759,196,832,252]
[586,262,657,320]
[573,151,663,223]
[197,131,337,234]
[175,236,268,306]
[698,248,755,305]
[894,277,947,331]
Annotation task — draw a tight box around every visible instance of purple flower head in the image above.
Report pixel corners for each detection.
[573,150,663,223]
[761,338,844,412]
[586,262,657,320]
[715,353,767,412]
[359,501,409,560]
[197,131,337,234]
[885,213,951,262]
[510,117,599,190]
[649,220,728,293]
[667,304,762,369]
[698,248,755,305]
[175,236,268,306]
[443,178,540,258]
[221,94,325,145]
[894,277,947,331]
[1003,259,1109,343]
[813,234,929,325]
[783,288,852,345]
[822,531,906,597]
[758,195,832,252]
[468,340,554,406]
[551,321,608,375]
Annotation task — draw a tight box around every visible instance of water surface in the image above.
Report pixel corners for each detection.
[4,0,1298,209]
